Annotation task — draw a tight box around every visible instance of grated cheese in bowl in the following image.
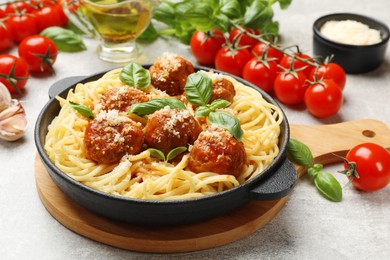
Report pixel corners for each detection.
[320,19,382,46]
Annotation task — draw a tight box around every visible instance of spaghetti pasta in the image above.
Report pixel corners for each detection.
[44,65,283,200]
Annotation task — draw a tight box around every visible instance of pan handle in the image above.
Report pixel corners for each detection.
[248,158,297,200]
[48,76,88,99]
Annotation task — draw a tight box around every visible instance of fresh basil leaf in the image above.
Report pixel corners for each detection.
[209,99,231,110]
[69,101,94,119]
[287,138,314,167]
[183,2,214,32]
[120,63,151,89]
[185,72,212,106]
[148,148,165,161]
[167,147,187,162]
[40,26,86,52]
[194,106,211,117]
[277,0,293,9]
[154,1,177,27]
[137,23,159,42]
[219,0,242,19]
[208,111,243,141]
[314,172,343,202]
[129,98,186,116]
[244,1,273,28]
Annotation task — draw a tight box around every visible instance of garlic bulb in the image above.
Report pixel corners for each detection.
[0,82,12,112]
[0,99,28,141]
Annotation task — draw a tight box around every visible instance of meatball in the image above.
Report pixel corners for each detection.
[84,110,144,164]
[144,107,202,154]
[211,77,236,103]
[98,86,149,112]
[149,53,194,96]
[188,126,246,177]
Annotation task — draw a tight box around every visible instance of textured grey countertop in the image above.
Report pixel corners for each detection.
[1,0,390,259]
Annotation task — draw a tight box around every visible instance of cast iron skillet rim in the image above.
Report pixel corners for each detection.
[313,12,390,49]
[35,65,289,205]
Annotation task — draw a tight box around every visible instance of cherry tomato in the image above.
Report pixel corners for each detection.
[190,29,225,66]
[274,71,308,105]
[0,20,13,51]
[309,63,346,91]
[252,42,284,62]
[7,14,39,43]
[228,27,260,49]
[0,9,6,18]
[344,143,390,191]
[4,2,34,14]
[33,4,64,32]
[18,35,58,73]
[215,47,253,77]
[304,79,343,118]
[0,54,30,95]
[280,52,315,77]
[242,57,279,93]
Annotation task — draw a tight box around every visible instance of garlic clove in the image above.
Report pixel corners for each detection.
[0,99,27,142]
[0,82,12,113]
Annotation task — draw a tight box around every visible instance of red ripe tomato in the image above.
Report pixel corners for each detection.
[242,57,279,93]
[280,52,315,77]
[33,4,64,32]
[273,71,308,105]
[309,63,346,91]
[215,47,253,77]
[0,20,13,51]
[7,14,39,43]
[304,79,343,118]
[190,29,225,66]
[4,2,34,14]
[252,42,284,62]
[0,9,6,18]
[0,54,29,95]
[18,35,58,73]
[228,27,260,49]
[344,143,390,191]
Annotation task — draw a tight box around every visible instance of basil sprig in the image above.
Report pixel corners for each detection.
[40,26,86,52]
[129,98,186,116]
[120,63,151,89]
[185,72,212,106]
[287,138,342,202]
[194,99,231,117]
[69,101,94,119]
[148,147,187,162]
[208,111,243,142]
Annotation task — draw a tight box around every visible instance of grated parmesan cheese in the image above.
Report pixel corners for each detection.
[320,19,382,46]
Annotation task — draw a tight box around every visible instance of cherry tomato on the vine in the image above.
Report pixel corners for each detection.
[4,2,34,14]
[228,27,260,50]
[344,143,390,192]
[274,71,308,105]
[215,47,253,77]
[0,20,13,51]
[304,79,343,118]
[190,29,225,66]
[7,14,39,43]
[18,35,58,73]
[33,4,65,32]
[252,42,284,62]
[280,52,315,77]
[0,54,30,95]
[242,57,279,93]
[309,63,346,91]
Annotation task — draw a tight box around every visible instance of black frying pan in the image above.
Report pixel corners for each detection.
[34,66,297,226]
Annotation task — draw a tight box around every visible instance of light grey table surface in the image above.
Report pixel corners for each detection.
[1,0,389,259]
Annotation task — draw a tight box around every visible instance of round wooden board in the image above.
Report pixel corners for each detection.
[35,155,288,253]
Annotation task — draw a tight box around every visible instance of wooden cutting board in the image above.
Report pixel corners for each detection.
[35,119,390,253]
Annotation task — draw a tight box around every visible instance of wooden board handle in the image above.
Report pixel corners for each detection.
[291,119,390,169]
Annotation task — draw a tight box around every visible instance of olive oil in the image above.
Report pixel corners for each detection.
[79,0,152,43]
